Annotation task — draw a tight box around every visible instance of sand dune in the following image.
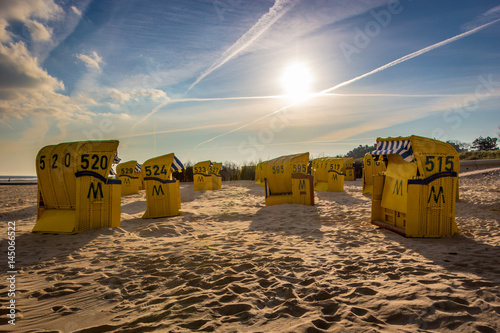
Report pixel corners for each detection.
[0,170,499,332]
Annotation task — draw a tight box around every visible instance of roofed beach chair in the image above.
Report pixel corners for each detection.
[255,161,267,186]
[210,162,223,190]
[116,160,142,196]
[362,153,386,195]
[370,135,459,237]
[264,153,314,206]
[311,157,345,192]
[33,140,121,234]
[193,160,222,191]
[343,157,356,181]
[142,153,183,218]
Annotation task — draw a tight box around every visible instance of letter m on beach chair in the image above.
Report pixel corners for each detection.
[142,153,183,218]
[33,140,121,234]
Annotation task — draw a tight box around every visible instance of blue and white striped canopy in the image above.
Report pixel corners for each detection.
[113,153,121,165]
[134,163,142,173]
[172,156,184,171]
[370,140,414,162]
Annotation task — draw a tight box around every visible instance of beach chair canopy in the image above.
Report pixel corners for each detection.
[266,152,309,195]
[371,139,414,162]
[370,135,459,178]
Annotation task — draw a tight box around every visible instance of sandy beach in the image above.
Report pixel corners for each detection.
[0,169,499,332]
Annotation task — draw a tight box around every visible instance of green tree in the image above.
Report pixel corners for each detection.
[345,144,376,159]
[471,136,498,151]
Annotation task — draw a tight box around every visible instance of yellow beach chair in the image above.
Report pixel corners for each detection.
[33,140,121,234]
[362,153,386,195]
[116,160,142,196]
[343,157,356,181]
[210,162,223,190]
[193,160,222,191]
[370,135,459,237]
[255,161,264,185]
[255,161,268,187]
[311,157,345,192]
[264,153,314,206]
[142,153,183,218]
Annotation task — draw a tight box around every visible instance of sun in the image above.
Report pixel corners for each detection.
[281,62,313,100]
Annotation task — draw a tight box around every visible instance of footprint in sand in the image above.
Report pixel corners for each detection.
[51,305,82,316]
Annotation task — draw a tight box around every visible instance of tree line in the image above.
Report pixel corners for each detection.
[174,136,498,182]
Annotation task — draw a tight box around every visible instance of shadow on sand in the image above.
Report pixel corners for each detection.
[249,204,323,239]
[379,228,500,283]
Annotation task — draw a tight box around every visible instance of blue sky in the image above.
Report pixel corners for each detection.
[0,0,499,175]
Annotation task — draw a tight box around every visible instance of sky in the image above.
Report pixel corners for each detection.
[0,0,499,175]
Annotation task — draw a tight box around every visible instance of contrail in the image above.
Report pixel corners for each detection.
[0,120,14,130]
[319,18,500,95]
[0,120,13,129]
[131,98,170,130]
[186,0,298,93]
[119,122,239,140]
[134,92,460,130]
[194,17,500,148]
[132,94,286,130]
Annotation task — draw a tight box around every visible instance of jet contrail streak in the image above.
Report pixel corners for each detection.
[134,92,463,130]
[319,18,500,96]
[0,120,13,129]
[186,0,298,93]
[194,18,500,149]
[131,98,170,130]
[120,122,239,139]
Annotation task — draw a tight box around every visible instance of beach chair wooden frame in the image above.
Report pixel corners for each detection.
[33,140,121,234]
[362,153,386,195]
[193,160,222,191]
[264,153,314,206]
[312,157,345,192]
[142,153,181,218]
[370,135,459,237]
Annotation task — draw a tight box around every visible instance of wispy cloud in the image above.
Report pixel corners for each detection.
[193,17,500,148]
[0,0,63,42]
[25,19,53,41]
[71,5,82,16]
[186,0,298,93]
[76,51,104,71]
[463,5,500,30]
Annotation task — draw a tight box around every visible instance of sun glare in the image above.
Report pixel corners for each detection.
[281,63,313,100]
